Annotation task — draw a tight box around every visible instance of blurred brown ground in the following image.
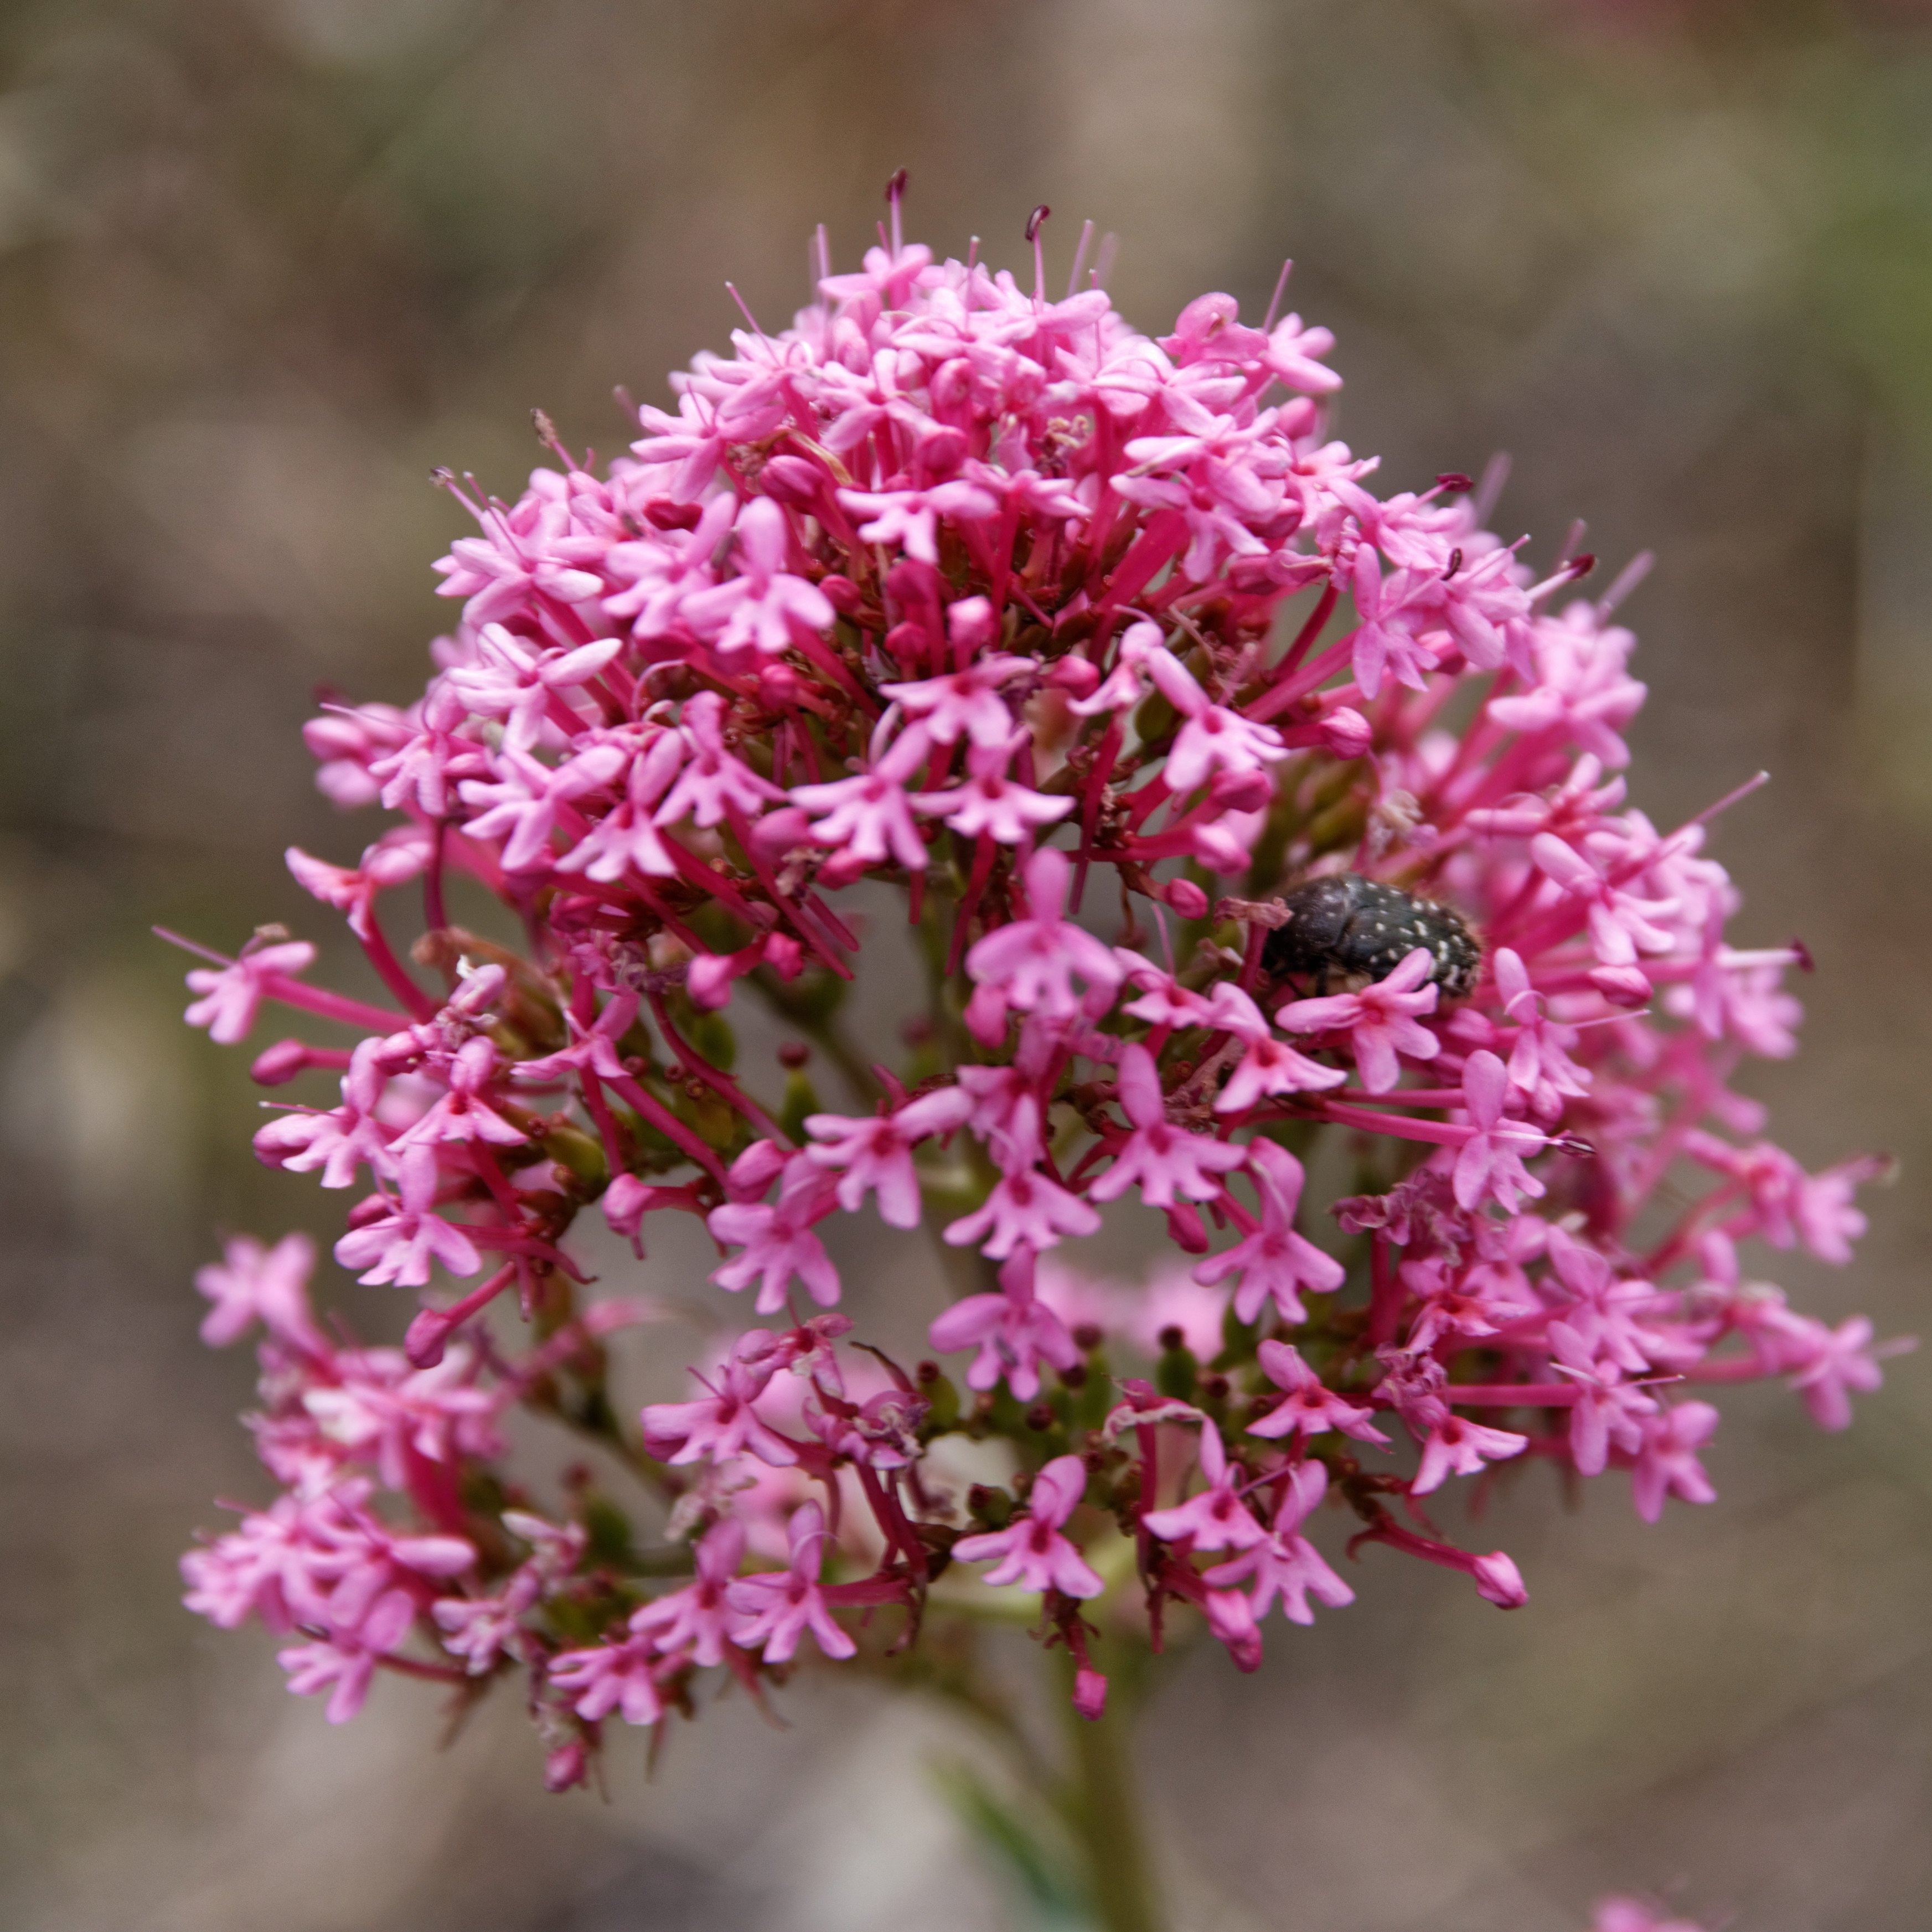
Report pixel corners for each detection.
[3,2,1931,1928]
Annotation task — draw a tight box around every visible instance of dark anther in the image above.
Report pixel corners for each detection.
[1072,1323,1104,1352]
[916,1360,941,1386]
[1202,1373,1231,1401]
[1443,547,1463,580]
[1158,1324,1185,1352]
[777,1042,810,1070]
[1791,938,1816,974]
[885,168,908,203]
[1435,472,1473,493]
[1026,204,1051,244]
[1025,1403,1057,1431]
[1566,551,1597,578]
[1060,1362,1089,1391]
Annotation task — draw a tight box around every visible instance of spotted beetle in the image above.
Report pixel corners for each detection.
[1261,872,1480,998]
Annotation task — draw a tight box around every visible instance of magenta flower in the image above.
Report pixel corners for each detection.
[953,1455,1104,1599]
[172,209,1892,1814]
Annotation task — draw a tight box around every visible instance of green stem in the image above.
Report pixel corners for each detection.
[1056,1650,1164,1932]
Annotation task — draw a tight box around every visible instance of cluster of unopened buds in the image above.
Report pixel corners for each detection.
[176,185,1898,1807]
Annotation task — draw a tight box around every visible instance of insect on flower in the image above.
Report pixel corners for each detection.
[1262,872,1482,997]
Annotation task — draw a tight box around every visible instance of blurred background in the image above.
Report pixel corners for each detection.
[4,0,1932,1926]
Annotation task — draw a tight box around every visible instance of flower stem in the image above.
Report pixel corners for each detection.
[1056,1650,1163,1932]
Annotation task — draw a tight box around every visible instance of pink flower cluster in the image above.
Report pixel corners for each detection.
[177,198,1897,1788]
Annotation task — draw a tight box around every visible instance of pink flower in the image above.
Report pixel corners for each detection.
[1141,645,1288,795]
[706,1156,843,1312]
[1140,1424,1266,1552]
[1410,1413,1528,1496]
[1202,1462,1355,1626]
[654,690,787,829]
[952,1455,1104,1599]
[1785,1314,1897,1430]
[1195,1143,1347,1326]
[964,845,1125,1033]
[442,623,623,755]
[727,1502,857,1662]
[195,1231,326,1352]
[332,1144,482,1289]
[880,650,1034,747]
[1451,1050,1549,1213]
[1207,983,1347,1113]
[641,1341,799,1468]
[629,1516,749,1666]
[1247,1339,1387,1444]
[913,737,1076,844]
[928,1247,1083,1401]
[549,1636,669,1726]
[1091,1044,1246,1209]
[1277,947,1442,1094]
[789,721,932,874]
[1629,1401,1719,1522]
[804,1086,975,1228]
[1548,1321,1657,1475]
[394,1037,528,1151]
[942,1160,1102,1259]
[184,936,318,1045]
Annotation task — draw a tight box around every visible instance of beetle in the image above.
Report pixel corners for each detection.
[1261,872,1480,998]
